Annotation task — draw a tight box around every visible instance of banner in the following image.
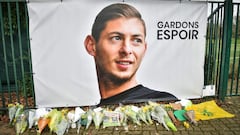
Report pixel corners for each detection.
[27,0,207,107]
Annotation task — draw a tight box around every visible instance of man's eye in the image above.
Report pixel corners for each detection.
[134,38,142,43]
[112,36,121,41]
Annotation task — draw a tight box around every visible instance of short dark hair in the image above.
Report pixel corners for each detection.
[91,3,146,43]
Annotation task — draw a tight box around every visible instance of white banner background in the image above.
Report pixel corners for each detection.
[27,0,207,107]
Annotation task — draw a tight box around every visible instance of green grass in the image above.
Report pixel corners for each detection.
[230,38,240,62]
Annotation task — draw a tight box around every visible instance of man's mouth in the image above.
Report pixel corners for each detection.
[117,61,132,65]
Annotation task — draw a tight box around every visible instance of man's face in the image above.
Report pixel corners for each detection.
[94,17,147,81]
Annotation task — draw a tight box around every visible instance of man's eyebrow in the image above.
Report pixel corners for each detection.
[133,34,144,37]
[108,32,144,38]
[108,32,123,36]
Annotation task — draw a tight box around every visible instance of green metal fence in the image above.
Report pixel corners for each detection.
[0,0,239,110]
[205,0,240,100]
[0,1,34,110]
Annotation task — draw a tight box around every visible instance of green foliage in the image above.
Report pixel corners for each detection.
[18,73,34,97]
[1,2,27,36]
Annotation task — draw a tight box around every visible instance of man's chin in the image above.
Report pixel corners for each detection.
[111,74,135,84]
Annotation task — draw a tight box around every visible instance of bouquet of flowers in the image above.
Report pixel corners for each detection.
[122,105,141,126]
[92,107,104,129]
[15,112,28,134]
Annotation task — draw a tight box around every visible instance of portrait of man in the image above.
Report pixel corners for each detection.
[84,3,177,105]
[28,0,206,107]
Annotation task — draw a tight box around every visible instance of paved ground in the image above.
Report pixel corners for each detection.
[0,96,239,135]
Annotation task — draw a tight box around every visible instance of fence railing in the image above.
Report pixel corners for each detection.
[205,0,240,100]
[0,1,35,111]
[0,0,239,111]
[229,3,240,96]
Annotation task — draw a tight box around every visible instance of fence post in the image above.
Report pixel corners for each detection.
[218,0,233,100]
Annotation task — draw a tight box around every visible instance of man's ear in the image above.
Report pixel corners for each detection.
[143,42,147,56]
[84,35,96,56]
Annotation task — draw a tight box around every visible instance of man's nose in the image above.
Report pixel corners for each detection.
[120,40,133,55]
